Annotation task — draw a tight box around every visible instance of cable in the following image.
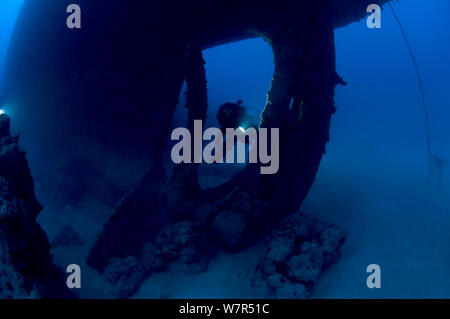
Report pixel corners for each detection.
[388,2,433,173]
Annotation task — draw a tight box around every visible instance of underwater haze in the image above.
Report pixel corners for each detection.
[0,0,22,91]
[1,0,450,299]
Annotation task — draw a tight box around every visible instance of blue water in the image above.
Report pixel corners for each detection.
[0,0,22,92]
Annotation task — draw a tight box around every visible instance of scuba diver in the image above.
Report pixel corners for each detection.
[216,100,259,163]
[216,99,258,132]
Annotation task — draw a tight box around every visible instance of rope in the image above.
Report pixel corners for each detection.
[388,2,433,173]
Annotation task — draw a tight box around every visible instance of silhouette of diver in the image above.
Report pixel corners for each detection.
[216,99,258,132]
[428,154,448,190]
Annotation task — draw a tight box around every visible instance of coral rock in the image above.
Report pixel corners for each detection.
[211,210,247,251]
[0,114,71,298]
[104,256,145,299]
[255,212,347,298]
[156,221,202,264]
[103,220,206,298]
[141,242,165,272]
